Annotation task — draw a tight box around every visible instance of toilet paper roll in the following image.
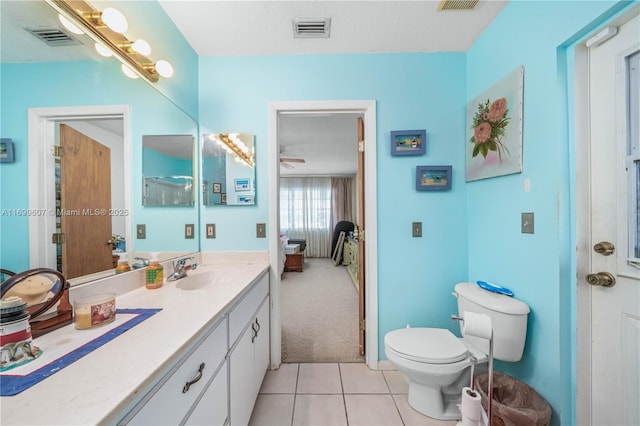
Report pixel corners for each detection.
[459,386,483,422]
[463,311,492,339]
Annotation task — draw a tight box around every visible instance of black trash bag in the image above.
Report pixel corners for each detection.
[476,371,552,426]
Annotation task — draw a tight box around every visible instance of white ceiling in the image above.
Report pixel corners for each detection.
[158,1,508,56]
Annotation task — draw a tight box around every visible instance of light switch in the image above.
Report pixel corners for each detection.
[185,224,195,239]
[206,224,216,239]
[521,212,534,234]
[136,224,146,239]
[256,223,266,238]
[412,222,422,238]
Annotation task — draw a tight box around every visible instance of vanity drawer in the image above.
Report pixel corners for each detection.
[228,272,268,346]
[125,317,227,425]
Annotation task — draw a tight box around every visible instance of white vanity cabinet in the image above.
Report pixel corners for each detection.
[229,274,270,426]
[122,316,228,426]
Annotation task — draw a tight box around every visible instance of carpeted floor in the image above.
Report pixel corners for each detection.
[281,257,364,363]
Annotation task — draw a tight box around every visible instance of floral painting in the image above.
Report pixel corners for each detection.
[465,66,524,181]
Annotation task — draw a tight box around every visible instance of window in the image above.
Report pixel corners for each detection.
[280,177,331,231]
[627,51,640,261]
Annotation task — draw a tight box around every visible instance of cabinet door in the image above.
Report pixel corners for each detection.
[184,361,228,426]
[253,300,270,391]
[229,323,255,426]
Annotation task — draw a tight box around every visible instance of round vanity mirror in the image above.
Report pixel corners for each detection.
[1,268,69,322]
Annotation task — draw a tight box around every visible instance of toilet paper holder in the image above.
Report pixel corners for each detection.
[451,313,495,425]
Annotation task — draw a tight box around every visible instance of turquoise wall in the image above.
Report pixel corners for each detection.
[465,1,634,424]
[198,51,470,353]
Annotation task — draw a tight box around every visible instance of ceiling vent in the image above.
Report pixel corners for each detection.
[293,18,331,39]
[24,27,83,47]
[437,0,480,11]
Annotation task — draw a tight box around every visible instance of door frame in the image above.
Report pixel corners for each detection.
[27,105,132,274]
[268,100,378,369]
[574,6,640,424]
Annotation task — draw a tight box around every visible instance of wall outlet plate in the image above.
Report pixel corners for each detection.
[185,224,195,239]
[521,212,534,234]
[256,223,266,238]
[136,224,146,239]
[412,222,422,237]
[206,224,216,239]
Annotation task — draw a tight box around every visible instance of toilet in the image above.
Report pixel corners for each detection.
[384,282,530,420]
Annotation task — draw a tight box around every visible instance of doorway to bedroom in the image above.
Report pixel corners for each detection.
[268,100,378,369]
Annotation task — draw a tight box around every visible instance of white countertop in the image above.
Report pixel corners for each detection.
[0,253,269,425]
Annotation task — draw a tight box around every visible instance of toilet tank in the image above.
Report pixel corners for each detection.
[454,282,530,362]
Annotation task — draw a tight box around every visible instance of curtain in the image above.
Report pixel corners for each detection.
[280,177,331,257]
[330,177,354,244]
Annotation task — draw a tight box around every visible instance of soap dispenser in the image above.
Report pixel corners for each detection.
[145,253,163,289]
[115,254,131,274]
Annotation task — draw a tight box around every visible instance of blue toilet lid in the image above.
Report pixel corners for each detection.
[385,328,468,364]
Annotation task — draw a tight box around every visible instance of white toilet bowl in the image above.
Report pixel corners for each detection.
[384,327,486,420]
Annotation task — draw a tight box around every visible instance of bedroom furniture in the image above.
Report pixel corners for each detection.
[284,252,304,272]
[287,239,306,252]
[344,237,359,290]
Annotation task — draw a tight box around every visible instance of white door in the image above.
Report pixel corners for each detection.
[588,13,640,425]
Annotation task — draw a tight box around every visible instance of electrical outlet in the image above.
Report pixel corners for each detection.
[256,223,266,238]
[136,224,146,239]
[185,224,195,239]
[206,224,216,239]
[412,222,422,238]
[521,212,534,234]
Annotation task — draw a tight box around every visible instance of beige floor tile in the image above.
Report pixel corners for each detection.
[392,394,458,426]
[297,363,342,394]
[260,363,299,394]
[344,394,403,426]
[340,363,389,394]
[383,370,409,394]
[292,394,347,426]
[249,394,295,426]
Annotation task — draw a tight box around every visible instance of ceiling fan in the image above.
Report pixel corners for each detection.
[280,156,306,169]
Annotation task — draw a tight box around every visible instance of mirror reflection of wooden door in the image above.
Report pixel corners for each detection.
[59,124,113,279]
[357,117,366,356]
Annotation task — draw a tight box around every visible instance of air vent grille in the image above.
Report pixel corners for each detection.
[437,0,479,11]
[25,27,83,47]
[293,19,331,38]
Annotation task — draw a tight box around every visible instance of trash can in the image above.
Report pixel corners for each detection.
[476,371,552,426]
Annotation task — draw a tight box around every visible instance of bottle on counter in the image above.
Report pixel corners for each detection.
[145,253,163,289]
[115,255,131,274]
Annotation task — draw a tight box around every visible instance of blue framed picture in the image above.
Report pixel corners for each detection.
[234,178,250,191]
[416,165,452,191]
[0,138,15,163]
[390,129,426,156]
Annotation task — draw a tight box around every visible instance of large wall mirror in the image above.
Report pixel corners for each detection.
[202,133,256,206]
[142,135,195,207]
[0,0,199,284]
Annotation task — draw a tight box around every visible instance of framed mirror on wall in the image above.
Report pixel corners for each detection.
[1,0,199,285]
[202,133,256,206]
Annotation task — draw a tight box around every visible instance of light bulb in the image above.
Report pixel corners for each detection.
[58,14,84,35]
[94,43,113,57]
[101,7,128,33]
[121,64,139,79]
[155,60,174,78]
[131,39,151,55]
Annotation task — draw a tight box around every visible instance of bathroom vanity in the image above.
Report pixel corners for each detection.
[0,253,270,426]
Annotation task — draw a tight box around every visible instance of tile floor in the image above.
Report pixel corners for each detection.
[249,363,457,426]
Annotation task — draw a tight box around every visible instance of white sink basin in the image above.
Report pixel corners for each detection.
[175,266,239,290]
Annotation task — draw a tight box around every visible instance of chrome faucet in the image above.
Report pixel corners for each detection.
[167,257,197,281]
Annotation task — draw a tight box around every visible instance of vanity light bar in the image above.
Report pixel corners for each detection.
[214,134,255,168]
[45,0,165,83]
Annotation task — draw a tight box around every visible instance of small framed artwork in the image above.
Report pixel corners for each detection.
[391,129,426,156]
[212,182,222,193]
[416,165,452,191]
[0,138,15,163]
[237,195,254,204]
[234,178,250,191]
[221,193,227,204]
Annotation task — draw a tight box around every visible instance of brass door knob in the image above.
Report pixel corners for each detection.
[585,272,616,287]
[593,241,615,256]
